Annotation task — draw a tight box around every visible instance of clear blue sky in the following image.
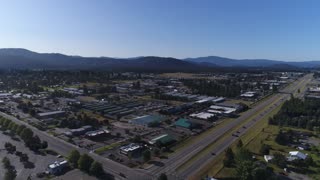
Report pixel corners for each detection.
[0,0,319,61]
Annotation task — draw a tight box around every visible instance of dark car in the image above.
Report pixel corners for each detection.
[232,133,239,137]
[119,173,126,178]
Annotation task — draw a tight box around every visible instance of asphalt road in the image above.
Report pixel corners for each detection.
[148,74,312,179]
[0,112,152,180]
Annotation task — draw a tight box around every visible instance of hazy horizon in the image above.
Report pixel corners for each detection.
[1,0,320,61]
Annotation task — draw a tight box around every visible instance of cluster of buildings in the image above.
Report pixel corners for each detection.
[306,86,320,99]
[63,88,84,95]
[130,115,166,126]
[240,91,257,98]
[163,91,225,103]
[83,102,142,119]
[0,71,303,171]
[264,151,308,163]
[64,125,94,136]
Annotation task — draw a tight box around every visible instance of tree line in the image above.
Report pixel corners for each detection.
[269,97,320,132]
[182,79,242,98]
[68,150,107,179]
[0,117,48,152]
[2,157,17,180]
[223,140,276,180]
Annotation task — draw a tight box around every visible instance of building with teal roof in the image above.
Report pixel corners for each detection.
[174,118,192,129]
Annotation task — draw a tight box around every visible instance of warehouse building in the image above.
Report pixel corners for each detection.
[190,112,215,120]
[130,115,166,126]
[37,111,66,119]
[149,134,175,146]
[85,129,110,139]
[64,125,93,136]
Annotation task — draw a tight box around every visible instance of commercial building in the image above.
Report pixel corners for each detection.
[209,105,237,115]
[0,93,12,99]
[64,125,93,136]
[48,160,68,175]
[130,115,166,126]
[174,118,193,129]
[308,87,320,93]
[119,143,142,156]
[83,102,138,119]
[37,111,66,119]
[85,129,110,139]
[63,88,84,95]
[190,112,215,120]
[195,97,225,104]
[149,134,175,145]
[240,91,257,98]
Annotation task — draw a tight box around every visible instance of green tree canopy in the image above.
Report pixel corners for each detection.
[143,150,151,162]
[158,173,168,180]
[68,150,80,168]
[223,147,235,167]
[90,161,105,177]
[78,154,94,172]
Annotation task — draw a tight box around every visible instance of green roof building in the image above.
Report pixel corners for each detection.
[174,118,192,129]
[149,134,175,145]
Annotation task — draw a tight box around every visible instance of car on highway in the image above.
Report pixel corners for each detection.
[232,133,239,137]
[211,152,216,155]
[119,173,126,178]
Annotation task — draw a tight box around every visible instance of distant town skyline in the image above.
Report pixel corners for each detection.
[1,0,320,61]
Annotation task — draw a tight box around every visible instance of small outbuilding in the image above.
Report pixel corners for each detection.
[288,151,307,161]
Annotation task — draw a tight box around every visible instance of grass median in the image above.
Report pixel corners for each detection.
[176,95,283,173]
[190,102,284,179]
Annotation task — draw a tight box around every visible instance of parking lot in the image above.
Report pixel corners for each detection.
[0,131,61,179]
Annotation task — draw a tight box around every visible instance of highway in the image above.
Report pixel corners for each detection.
[0,112,152,180]
[178,74,312,179]
[148,74,312,179]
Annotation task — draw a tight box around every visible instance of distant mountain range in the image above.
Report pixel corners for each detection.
[0,48,319,71]
[185,56,320,68]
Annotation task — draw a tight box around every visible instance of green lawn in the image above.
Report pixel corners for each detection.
[213,120,320,179]
[94,142,124,154]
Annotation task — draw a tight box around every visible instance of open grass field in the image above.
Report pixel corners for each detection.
[94,141,125,155]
